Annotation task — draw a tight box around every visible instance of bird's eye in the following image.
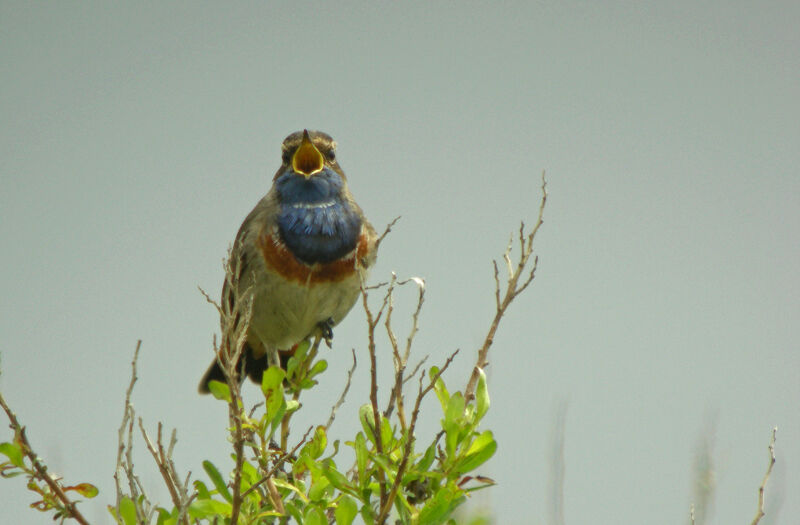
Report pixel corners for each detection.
[327,151,336,161]
[282,151,291,164]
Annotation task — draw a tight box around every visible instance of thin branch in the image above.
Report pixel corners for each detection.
[750,427,777,525]
[465,172,547,403]
[403,356,428,386]
[208,244,255,525]
[391,277,426,429]
[138,421,192,525]
[241,425,314,499]
[114,341,145,523]
[375,216,401,250]
[325,349,357,429]
[281,335,323,450]
[360,280,388,511]
[376,349,460,524]
[0,393,90,525]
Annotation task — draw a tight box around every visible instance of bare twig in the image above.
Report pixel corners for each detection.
[0,394,91,525]
[326,349,357,429]
[207,245,256,525]
[114,341,146,523]
[375,216,401,250]
[383,275,426,429]
[465,172,547,402]
[138,421,192,525]
[241,425,314,500]
[403,355,428,386]
[360,279,388,511]
[750,427,777,525]
[281,335,323,450]
[376,349,460,524]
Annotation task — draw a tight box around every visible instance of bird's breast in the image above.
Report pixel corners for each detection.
[257,226,373,285]
[276,199,362,264]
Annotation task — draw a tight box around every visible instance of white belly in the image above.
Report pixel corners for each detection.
[247,268,364,350]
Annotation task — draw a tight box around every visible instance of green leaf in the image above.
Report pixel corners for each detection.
[475,368,490,421]
[65,482,99,498]
[272,478,309,503]
[308,359,328,378]
[304,505,327,525]
[284,500,304,522]
[188,498,232,519]
[359,404,376,444]
[240,460,259,489]
[285,399,300,414]
[202,460,232,503]
[286,339,311,379]
[416,442,437,472]
[354,432,368,487]
[118,496,137,525]
[0,442,24,468]
[207,380,231,402]
[155,507,175,525]
[431,367,450,411]
[457,431,497,473]
[301,426,327,461]
[193,480,211,500]
[335,495,358,525]
[445,392,465,427]
[444,393,466,457]
[156,507,178,525]
[322,459,353,493]
[307,474,331,502]
[380,416,395,451]
[261,366,286,420]
[360,501,377,525]
[418,482,464,525]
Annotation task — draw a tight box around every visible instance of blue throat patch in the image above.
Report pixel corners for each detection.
[275,168,362,265]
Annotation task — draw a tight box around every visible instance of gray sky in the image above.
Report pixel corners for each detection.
[1,2,798,523]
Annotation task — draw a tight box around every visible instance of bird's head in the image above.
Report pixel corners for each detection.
[278,129,342,180]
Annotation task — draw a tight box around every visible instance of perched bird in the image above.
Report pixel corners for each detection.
[199,130,377,393]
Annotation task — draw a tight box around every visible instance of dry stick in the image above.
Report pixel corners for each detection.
[281,336,323,450]
[0,393,90,525]
[114,341,143,522]
[750,427,777,525]
[464,173,547,403]
[241,425,314,499]
[376,349,460,524]
[227,367,246,525]
[384,276,426,430]
[383,274,402,423]
[212,247,255,525]
[138,421,192,525]
[326,349,358,429]
[362,281,390,513]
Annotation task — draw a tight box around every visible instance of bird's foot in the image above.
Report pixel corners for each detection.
[318,317,335,347]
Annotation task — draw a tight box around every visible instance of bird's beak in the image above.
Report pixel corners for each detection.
[291,130,324,178]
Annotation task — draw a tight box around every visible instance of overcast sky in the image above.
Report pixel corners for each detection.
[1,2,798,524]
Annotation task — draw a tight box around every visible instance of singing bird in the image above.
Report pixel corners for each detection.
[199,130,377,393]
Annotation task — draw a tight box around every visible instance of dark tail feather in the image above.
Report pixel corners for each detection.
[198,343,296,394]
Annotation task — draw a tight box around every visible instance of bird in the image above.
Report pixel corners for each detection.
[198,130,377,393]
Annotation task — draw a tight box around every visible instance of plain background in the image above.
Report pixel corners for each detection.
[1,2,798,523]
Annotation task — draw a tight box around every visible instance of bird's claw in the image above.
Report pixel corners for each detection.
[319,318,334,347]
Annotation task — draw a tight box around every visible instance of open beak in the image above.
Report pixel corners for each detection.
[291,130,324,178]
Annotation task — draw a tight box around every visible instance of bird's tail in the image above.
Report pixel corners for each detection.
[198,343,296,394]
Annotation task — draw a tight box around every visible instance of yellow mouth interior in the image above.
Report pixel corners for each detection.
[292,130,324,177]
